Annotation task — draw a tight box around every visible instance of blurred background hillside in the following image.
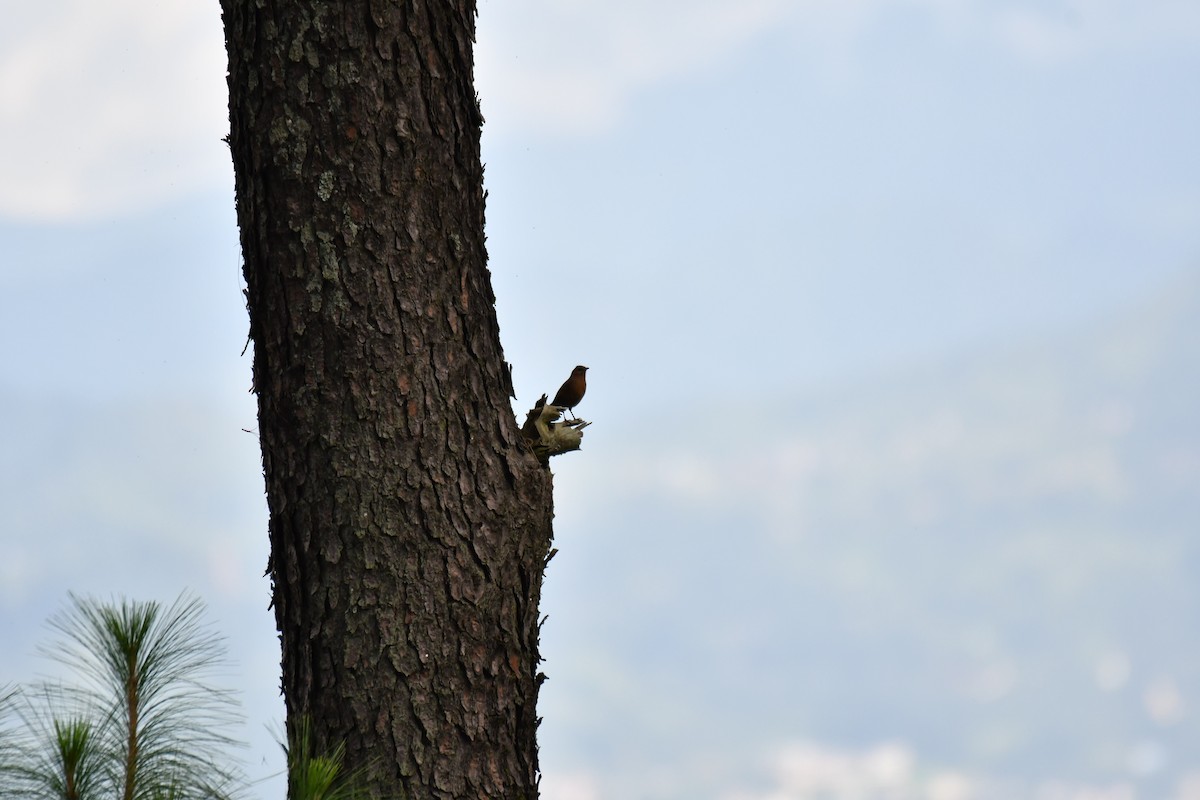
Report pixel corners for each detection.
[540,271,1200,799]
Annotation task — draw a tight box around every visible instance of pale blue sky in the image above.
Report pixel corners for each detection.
[2,2,1198,798]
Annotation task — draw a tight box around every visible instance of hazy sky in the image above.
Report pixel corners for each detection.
[2,2,1198,798]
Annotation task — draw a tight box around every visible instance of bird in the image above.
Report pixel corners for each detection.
[551,365,588,419]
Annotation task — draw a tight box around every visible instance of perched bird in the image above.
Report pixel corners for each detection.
[551,365,588,419]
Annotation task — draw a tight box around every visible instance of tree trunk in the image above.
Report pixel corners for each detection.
[220,2,554,797]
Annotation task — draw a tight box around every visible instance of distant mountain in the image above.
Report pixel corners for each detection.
[539,271,1200,799]
[3,272,1195,800]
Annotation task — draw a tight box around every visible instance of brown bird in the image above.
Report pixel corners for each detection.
[551,365,588,419]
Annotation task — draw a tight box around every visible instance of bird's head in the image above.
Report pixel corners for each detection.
[574,365,588,375]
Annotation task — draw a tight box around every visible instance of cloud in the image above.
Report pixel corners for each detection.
[0,0,229,221]
[5,0,1198,220]
[720,739,1188,800]
[475,0,791,135]
[994,0,1200,63]
[538,771,601,800]
[477,0,1200,135]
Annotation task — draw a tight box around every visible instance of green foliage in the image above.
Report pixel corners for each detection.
[0,687,20,781]
[0,594,245,800]
[7,713,104,800]
[284,718,373,800]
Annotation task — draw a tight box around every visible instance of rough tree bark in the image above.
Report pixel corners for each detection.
[220,2,554,797]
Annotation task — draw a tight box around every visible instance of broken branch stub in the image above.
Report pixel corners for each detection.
[521,399,590,464]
